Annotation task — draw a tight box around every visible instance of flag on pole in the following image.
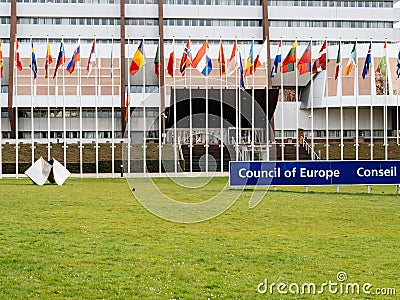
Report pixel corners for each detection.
[30,41,38,80]
[66,44,81,74]
[86,39,96,76]
[282,41,296,73]
[218,41,226,76]
[0,40,3,79]
[253,39,268,73]
[44,41,53,79]
[244,42,254,77]
[362,41,372,79]
[179,40,191,76]
[167,50,175,77]
[312,40,327,74]
[110,46,113,78]
[15,39,23,71]
[192,40,212,76]
[53,42,65,79]
[227,40,237,76]
[154,43,160,78]
[297,42,312,75]
[397,50,400,79]
[125,86,129,121]
[334,44,341,80]
[344,42,356,77]
[238,51,245,91]
[129,40,146,77]
[376,42,387,77]
[270,40,282,78]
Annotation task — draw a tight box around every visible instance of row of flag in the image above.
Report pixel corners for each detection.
[2,39,400,86]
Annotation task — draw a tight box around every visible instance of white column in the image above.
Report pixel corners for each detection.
[355,41,359,160]
[111,37,115,178]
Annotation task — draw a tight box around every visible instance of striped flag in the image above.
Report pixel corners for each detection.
[129,40,146,77]
[397,50,400,79]
[270,41,282,78]
[344,42,356,77]
[297,42,312,75]
[376,42,387,77]
[179,40,191,76]
[227,40,237,76]
[86,39,96,76]
[53,42,65,79]
[44,41,53,79]
[282,41,296,73]
[154,43,160,78]
[30,41,38,80]
[15,39,23,71]
[0,40,3,79]
[218,41,226,76]
[312,40,327,74]
[334,44,341,80]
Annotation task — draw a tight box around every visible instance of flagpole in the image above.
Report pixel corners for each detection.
[13,37,19,179]
[30,37,35,166]
[370,38,375,160]
[94,37,99,178]
[78,38,83,178]
[384,38,388,161]
[62,38,67,168]
[205,37,209,175]
[219,37,224,175]
[265,39,270,161]
[235,39,239,161]
[111,36,115,178]
[339,41,344,161]
[324,38,329,160]
[14,39,19,178]
[127,37,131,177]
[188,38,193,175]
[46,36,51,161]
[355,40,359,160]
[142,38,146,174]
[280,38,284,161]
[295,38,299,161]
[251,39,255,162]
[173,37,177,174]
[310,38,314,160]
[158,36,162,176]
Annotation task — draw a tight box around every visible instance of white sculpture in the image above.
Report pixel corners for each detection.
[25,157,70,186]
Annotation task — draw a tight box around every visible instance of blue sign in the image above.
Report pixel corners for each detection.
[229,161,400,186]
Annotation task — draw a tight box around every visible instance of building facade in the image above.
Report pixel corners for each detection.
[0,0,400,175]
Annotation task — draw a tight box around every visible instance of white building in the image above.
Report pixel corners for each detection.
[0,0,399,175]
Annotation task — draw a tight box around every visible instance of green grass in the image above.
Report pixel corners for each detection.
[1,178,400,299]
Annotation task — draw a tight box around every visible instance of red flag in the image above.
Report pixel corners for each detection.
[312,40,327,74]
[227,40,237,76]
[15,39,23,71]
[179,40,191,75]
[167,51,175,78]
[218,41,226,76]
[0,40,3,79]
[297,42,311,75]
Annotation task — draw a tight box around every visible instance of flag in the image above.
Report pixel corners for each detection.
[110,46,113,78]
[312,40,327,74]
[86,39,96,76]
[270,41,282,78]
[167,51,175,77]
[44,41,53,79]
[192,40,212,76]
[179,40,191,75]
[0,40,3,79]
[125,86,129,121]
[130,40,146,77]
[218,41,226,76]
[227,40,237,76]
[334,44,341,80]
[239,51,245,91]
[244,42,254,76]
[282,41,296,73]
[154,43,160,78]
[397,50,400,79]
[30,41,38,80]
[66,44,81,74]
[344,42,356,77]
[53,42,65,79]
[362,41,372,79]
[376,42,387,77]
[297,42,312,75]
[15,39,23,72]
[253,39,268,73]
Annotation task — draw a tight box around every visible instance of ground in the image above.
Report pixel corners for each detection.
[0,178,399,299]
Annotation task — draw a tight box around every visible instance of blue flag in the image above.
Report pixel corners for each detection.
[362,41,372,80]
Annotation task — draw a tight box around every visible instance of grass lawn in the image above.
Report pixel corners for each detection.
[0,178,399,299]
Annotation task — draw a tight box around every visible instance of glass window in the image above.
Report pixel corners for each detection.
[205,20,211,26]
[93,18,99,25]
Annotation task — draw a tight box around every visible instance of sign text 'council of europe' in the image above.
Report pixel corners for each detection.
[229,161,400,186]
